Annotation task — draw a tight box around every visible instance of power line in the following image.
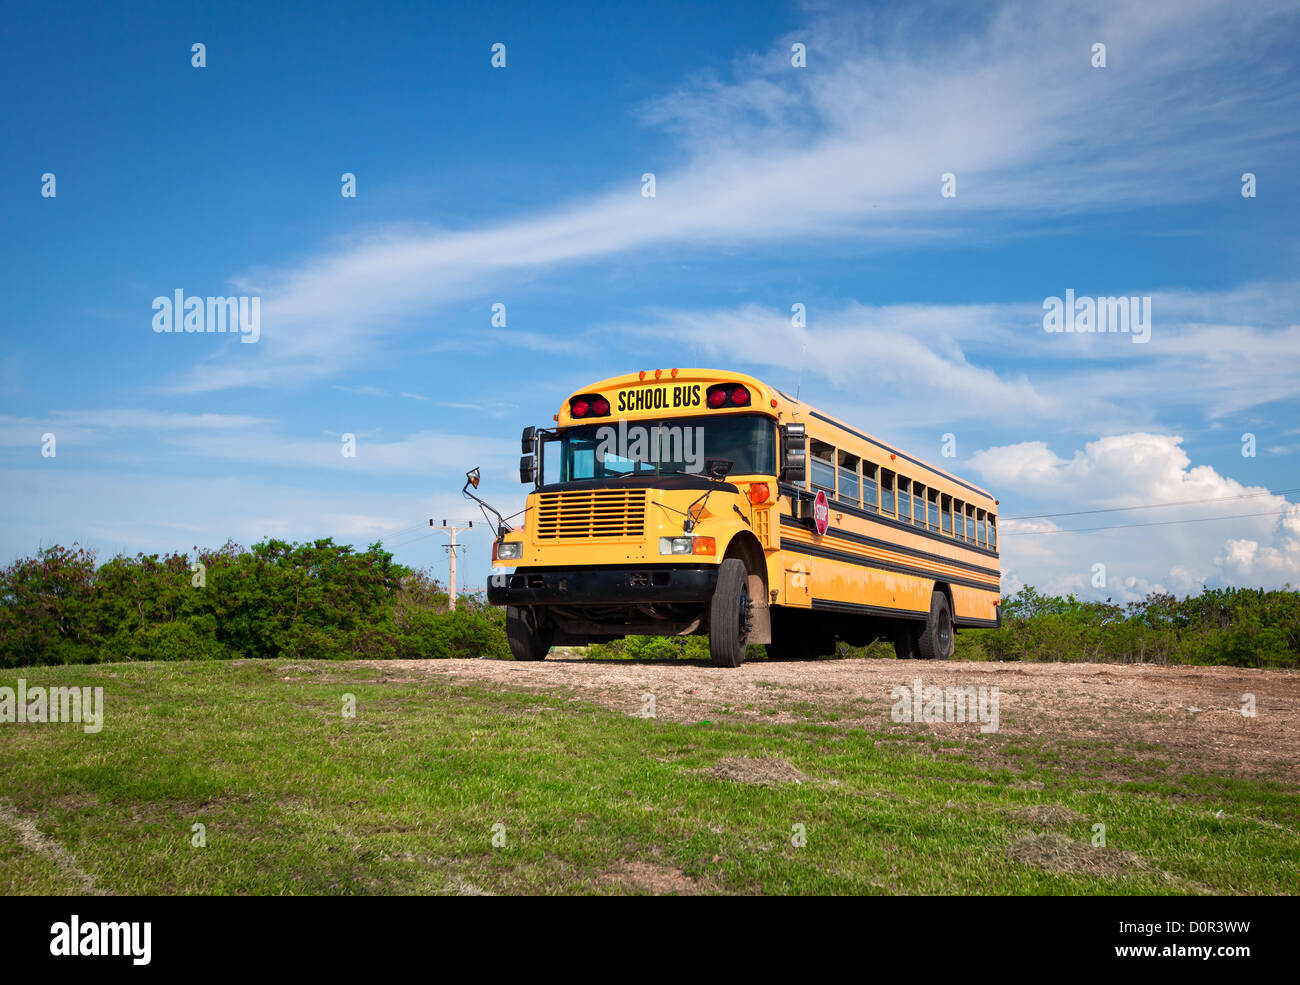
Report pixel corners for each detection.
[1003,486,1300,521]
[1003,508,1295,536]
[373,517,467,551]
[385,521,432,537]
[361,521,436,548]
[384,531,438,551]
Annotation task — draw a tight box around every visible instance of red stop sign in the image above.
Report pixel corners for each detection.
[813,489,830,536]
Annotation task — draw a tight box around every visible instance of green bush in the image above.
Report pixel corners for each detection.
[102,619,232,663]
[594,585,1300,668]
[0,540,508,667]
[958,585,1300,667]
[2,542,1295,668]
[586,635,764,661]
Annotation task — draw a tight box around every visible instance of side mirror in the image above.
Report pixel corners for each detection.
[521,426,536,454]
[781,423,806,484]
[519,455,536,484]
[465,467,481,490]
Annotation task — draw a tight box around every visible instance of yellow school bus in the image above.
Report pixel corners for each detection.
[480,368,1000,666]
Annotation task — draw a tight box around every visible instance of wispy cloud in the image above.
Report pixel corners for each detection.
[597,282,1300,433]
[172,0,1300,392]
[333,384,391,397]
[0,410,269,447]
[0,467,505,569]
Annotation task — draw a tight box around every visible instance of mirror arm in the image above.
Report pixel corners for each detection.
[462,469,510,539]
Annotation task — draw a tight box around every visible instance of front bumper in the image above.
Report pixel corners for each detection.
[487,564,718,607]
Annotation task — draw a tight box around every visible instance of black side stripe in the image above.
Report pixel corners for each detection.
[810,598,999,628]
[809,598,1000,628]
[805,411,993,499]
[811,598,929,620]
[781,538,1000,593]
[778,513,999,578]
[778,482,1000,560]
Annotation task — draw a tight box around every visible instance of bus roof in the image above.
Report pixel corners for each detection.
[560,368,995,507]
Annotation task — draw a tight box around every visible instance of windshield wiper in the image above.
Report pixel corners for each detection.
[682,459,735,533]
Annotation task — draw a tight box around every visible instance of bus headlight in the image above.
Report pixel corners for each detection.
[497,541,522,560]
[659,536,715,556]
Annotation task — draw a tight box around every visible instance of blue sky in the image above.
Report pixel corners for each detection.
[2,0,1299,599]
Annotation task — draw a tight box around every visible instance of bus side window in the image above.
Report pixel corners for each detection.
[810,439,836,495]
[953,499,965,540]
[941,494,953,535]
[928,489,940,532]
[966,506,976,542]
[977,509,987,547]
[897,477,911,523]
[863,463,879,511]
[989,515,997,550]
[912,483,926,527]
[881,470,895,516]
[838,451,860,505]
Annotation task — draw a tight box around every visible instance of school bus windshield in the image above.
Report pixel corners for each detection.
[545,413,777,483]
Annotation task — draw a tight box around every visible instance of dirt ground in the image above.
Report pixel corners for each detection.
[363,656,1300,786]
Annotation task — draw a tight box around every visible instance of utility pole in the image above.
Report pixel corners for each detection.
[430,519,472,611]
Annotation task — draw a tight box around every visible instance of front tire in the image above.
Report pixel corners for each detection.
[506,606,553,662]
[917,591,955,660]
[709,558,751,668]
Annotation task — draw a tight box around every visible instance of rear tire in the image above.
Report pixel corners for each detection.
[917,591,955,660]
[506,606,553,662]
[709,558,751,668]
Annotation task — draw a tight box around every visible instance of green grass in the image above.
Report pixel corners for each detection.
[0,660,1296,895]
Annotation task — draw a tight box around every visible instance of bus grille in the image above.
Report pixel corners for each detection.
[535,489,648,540]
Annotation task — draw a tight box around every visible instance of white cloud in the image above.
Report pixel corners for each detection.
[969,432,1300,596]
[0,408,516,487]
[598,285,1300,433]
[0,410,269,448]
[170,0,1300,392]
[173,427,514,476]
